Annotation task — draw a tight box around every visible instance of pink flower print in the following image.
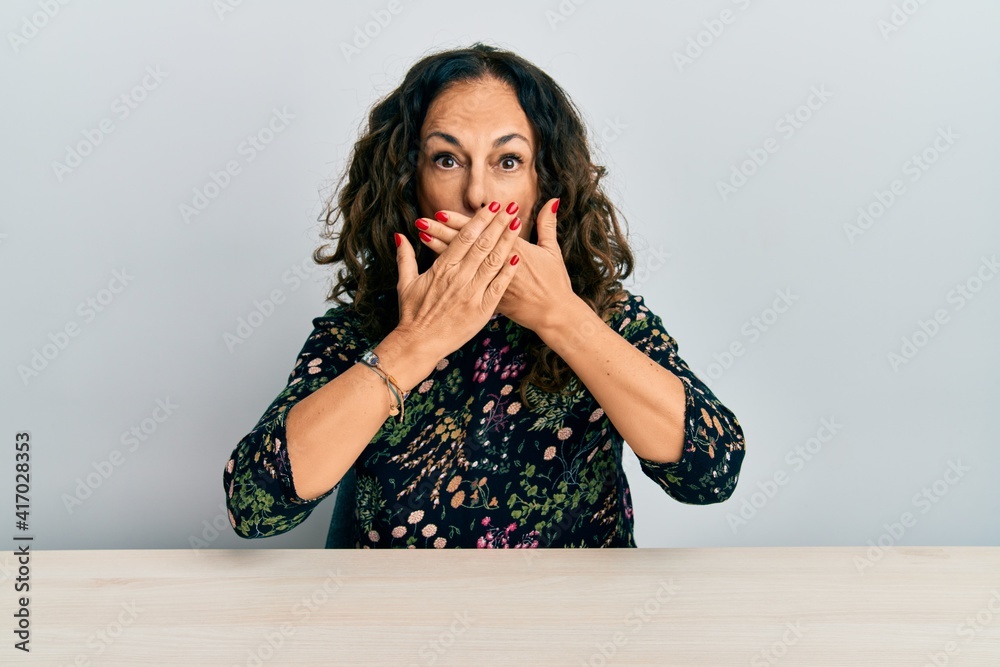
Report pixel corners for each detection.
[391,526,406,539]
[226,458,234,474]
[500,384,513,396]
[557,427,573,441]
[506,522,517,533]
[473,344,525,383]
[307,357,323,374]
[477,537,486,548]
[435,358,449,371]
[422,524,437,538]
[589,408,604,422]
[481,516,491,527]
[228,478,234,497]
[434,537,446,548]
[368,530,380,543]
[408,510,424,524]
[274,438,282,451]
[419,379,434,393]
[228,509,236,528]
[543,446,556,461]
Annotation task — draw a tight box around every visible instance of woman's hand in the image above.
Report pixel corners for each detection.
[414,198,574,333]
[394,201,522,361]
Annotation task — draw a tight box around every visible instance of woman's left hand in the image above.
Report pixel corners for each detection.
[414,197,574,332]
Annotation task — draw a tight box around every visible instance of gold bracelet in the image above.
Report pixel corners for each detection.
[358,350,407,422]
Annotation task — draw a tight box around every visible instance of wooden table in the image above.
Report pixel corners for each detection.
[3,547,999,665]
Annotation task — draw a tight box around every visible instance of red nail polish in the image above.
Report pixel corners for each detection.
[506,201,518,215]
[419,231,433,243]
[509,217,521,231]
[434,211,448,223]
[415,218,429,230]
[510,254,519,265]
[551,198,560,214]
[394,233,401,248]
[489,201,500,213]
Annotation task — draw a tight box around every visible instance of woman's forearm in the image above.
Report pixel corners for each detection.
[285,328,438,500]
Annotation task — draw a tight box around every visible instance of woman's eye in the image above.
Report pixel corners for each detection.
[432,153,522,170]
[500,155,523,171]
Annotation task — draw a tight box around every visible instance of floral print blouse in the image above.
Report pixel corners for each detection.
[223,290,746,548]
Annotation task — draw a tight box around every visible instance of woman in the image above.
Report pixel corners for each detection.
[223,43,746,548]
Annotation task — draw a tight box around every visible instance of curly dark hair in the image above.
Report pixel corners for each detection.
[314,42,636,410]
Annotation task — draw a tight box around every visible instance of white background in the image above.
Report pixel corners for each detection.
[2,0,998,551]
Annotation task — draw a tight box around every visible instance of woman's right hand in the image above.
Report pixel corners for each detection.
[393,200,522,360]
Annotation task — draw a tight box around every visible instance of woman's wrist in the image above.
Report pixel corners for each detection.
[371,328,439,395]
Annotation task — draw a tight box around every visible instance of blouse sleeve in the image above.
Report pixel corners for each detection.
[223,306,367,539]
[611,292,746,504]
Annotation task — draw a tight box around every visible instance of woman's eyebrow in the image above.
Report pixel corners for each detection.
[423,131,531,150]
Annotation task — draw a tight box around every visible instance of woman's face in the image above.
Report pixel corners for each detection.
[416,77,538,242]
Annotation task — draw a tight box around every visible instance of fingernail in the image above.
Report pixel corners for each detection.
[415,218,429,230]
[510,254,519,266]
[506,201,519,215]
[509,217,521,231]
[434,211,448,222]
[551,198,560,214]
[419,231,433,243]
[489,201,501,213]
[394,233,401,248]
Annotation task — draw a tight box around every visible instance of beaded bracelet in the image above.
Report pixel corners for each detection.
[358,349,410,423]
